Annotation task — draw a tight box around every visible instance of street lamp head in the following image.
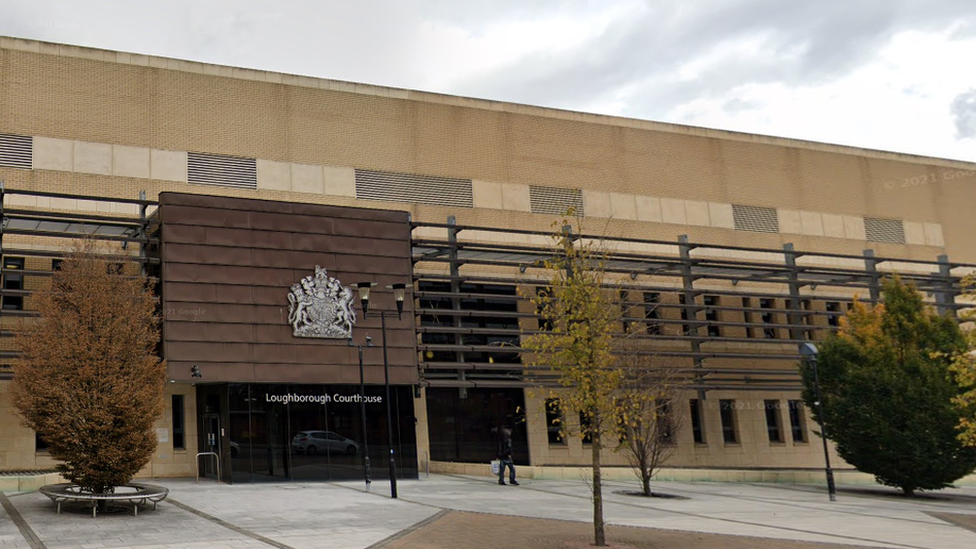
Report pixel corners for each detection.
[385,283,408,320]
[356,282,377,317]
[799,343,819,359]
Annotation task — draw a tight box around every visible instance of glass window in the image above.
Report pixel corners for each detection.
[764,400,782,443]
[579,411,593,444]
[826,301,842,327]
[657,401,674,444]
[536,286,553,331]
[679,294,692,335]
[760,299,776,339]
[427,386,524,465]
[620,290,632,333]
[788,400,806,443]
[690,399,705,444]
[35,432,49,452]
[545,398,563,444]
[172,395,185,449]
[720,400,738,443]
[704,295,720,337]
[825,301,841,327]
[2,257,25,310]
[643,292,661,335]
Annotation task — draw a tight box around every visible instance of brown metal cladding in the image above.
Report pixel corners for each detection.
[159,192,416,385]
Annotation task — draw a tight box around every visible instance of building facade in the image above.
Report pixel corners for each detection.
[1,36,975,483]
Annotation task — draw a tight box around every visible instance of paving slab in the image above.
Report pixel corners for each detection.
[0,475,974,549]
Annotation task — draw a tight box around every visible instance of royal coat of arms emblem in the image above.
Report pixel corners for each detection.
[287,266,357,338]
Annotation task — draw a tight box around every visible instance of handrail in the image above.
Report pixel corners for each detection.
[195,452,220,483]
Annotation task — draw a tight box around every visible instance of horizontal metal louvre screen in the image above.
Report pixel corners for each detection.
[0,133,33,170]
[187,152,257,190]
[529,185,584,216]
[732,204,779,233]
[355,170,473,208]
[864,217,905,244]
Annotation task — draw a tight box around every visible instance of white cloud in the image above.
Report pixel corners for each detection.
[666,27,976,160]
[0,1,974,161]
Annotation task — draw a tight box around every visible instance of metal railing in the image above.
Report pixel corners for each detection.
[195,452,220,483]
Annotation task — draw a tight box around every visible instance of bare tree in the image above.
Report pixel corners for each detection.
[615,357,686,497]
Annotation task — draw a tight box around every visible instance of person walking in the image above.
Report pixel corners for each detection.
[497,426,518,485]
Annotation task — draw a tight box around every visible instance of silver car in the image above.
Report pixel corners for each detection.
[291,431,359,455]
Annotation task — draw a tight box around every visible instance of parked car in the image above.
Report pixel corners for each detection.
[292,431,359,455]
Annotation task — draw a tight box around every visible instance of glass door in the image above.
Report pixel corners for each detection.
[202,413,221,479]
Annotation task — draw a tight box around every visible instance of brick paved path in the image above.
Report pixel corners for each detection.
[374,510,891,549]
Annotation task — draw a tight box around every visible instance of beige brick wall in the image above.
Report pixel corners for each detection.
[1,43,974,261]
[2,38,975,476]
[522,389,843,470]
[0,381,197,476]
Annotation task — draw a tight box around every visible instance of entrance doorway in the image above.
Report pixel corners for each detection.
[196,385,230,483]
[201,413,221,479]
[226,383,419,483]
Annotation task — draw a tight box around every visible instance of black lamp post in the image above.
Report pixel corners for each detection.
[800,342,836,502]
[355,281,407,499]
[348,325,374,490]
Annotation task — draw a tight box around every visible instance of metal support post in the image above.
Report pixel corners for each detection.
[800,343,836,502]
[863,249,881,306]
[678,235,705,400]
[936,254,955,317]
[447,216,467,399]
[784,244,806,341]
[381,310,398,498]
[358,345,371,489]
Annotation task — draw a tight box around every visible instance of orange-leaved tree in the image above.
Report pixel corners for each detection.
[803,277,976,496]
[951,274,976,448]
[12,239,166,498]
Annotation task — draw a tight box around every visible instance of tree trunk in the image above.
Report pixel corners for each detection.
[638,450,651,496]
[592,422,606,546]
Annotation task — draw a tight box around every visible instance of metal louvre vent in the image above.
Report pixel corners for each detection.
[0,133,33,170]
[732,204,779,233]
[187,152,257,190]
[864,217,905,244]
[355,170,473,208]
[529,185,584,216]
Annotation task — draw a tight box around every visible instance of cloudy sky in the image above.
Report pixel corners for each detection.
[2,0,975,162]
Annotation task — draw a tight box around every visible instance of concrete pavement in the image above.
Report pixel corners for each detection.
[1,474,975,549]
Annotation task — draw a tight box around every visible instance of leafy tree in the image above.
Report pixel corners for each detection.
[802,277,976,496]
[950,275,976,448]
[522,223,623,547]
[953,344,976,448]
[12,239,166,501]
